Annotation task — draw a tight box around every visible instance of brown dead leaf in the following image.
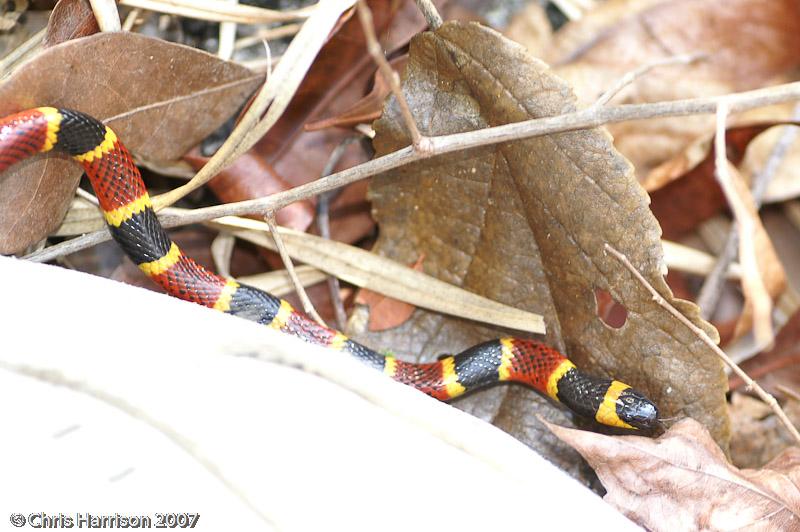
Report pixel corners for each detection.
[355,253,424,331]
[366,21,729,471]
[737,104,800,204]
[647,122,800,240]
[546,417,800,531]
[548,0,800,179]
[304,56,407,132]
[725,164,786,343]
[732,310,800,397]
[183,150,314,232]
[44,0,98,47]
[0,32,260,254]
[503,1,552,59]
[730,393,800,469]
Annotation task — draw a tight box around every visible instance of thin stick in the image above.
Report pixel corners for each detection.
[317,191,347,331]
[316,138,360,330]
[697,230,739,318]
[604,243,800,445]
[777,385,800,403]
[24,81,800,263]
[217,0,239,60]
[0,26,44,75]
[713,101,773,347]
[550,0,583,20]
[234,23,301,50]
[121,7,142,31]
[265,215,327,327]
[697,104,800,316]
[413,0,442,29]
[592,53,706,107]
[89,0,121,31]
[357,0,427,152]
[119,0,314,23]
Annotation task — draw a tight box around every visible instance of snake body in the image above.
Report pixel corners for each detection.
[0,107,659,430]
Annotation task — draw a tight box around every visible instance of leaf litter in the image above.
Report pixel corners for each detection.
[363,21,729,472]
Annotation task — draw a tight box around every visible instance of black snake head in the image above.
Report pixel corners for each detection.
[555,369,660,431]
[616,387,659,430]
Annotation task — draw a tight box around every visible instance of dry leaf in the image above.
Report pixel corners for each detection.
[730,393,800,469]
[355,253,424,331]
[726,164,786,343]
[546,417,800,531]
[548,0,800,179]
[44,0,99,47]
[732,310,800,397]
[184,150,314,231]
[504,1,552,59]
[647,122,800,240]
[736,104,800,204]
[0,32,260,254]
[366,21,729,472]
[304,56,408,132]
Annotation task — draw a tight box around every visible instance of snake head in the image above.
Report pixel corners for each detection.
[616,387,659,430]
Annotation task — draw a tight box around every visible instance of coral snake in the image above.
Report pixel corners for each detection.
[0,107,659,431]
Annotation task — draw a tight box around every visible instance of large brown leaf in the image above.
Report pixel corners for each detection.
[364,21,729,470]
[546,418,800,531]
[548,0,800,180]
[0,32,261,254]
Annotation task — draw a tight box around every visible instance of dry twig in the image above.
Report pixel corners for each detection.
[234,24,301,50]
[712,101,773,347]
[265,215,327,327]
[357,0,427,151]
[316,138,361,330]
[25,82,800,264]
[118,0,313,23]
[592,53,707,107]
[413,0,442,29]
[604,243,800,446]
[121,8,142,31]
[0,26,44,75]
[90,0,121,31]
[777,385,800,402]
[217,0,239,60]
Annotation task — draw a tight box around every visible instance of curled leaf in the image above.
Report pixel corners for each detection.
[545,417,800,531]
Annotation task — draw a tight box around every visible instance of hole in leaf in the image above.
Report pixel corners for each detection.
[594,288,628,329]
